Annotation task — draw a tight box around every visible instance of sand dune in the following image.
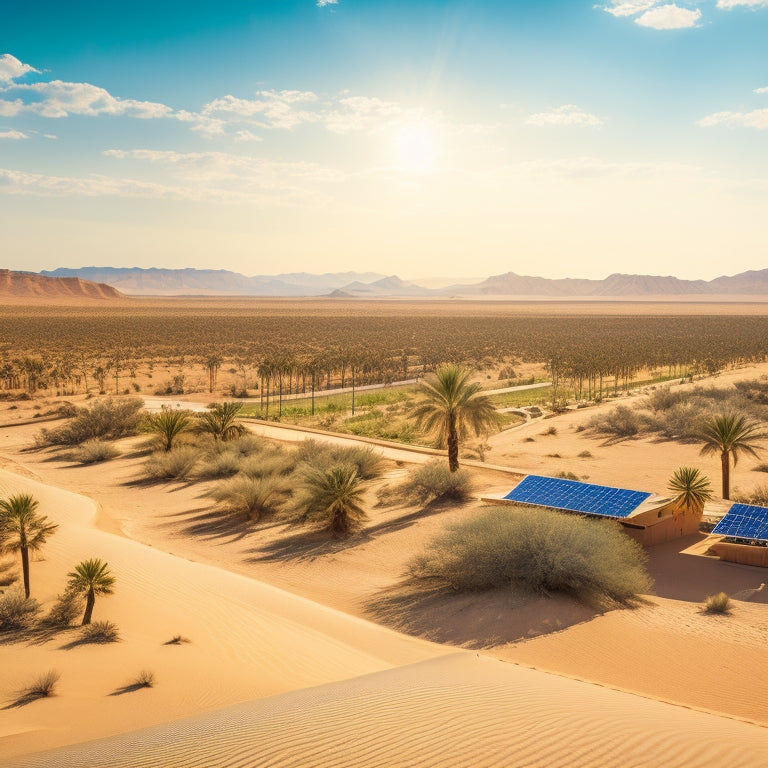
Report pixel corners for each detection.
[0,469,445,763]
[14,654,768,768]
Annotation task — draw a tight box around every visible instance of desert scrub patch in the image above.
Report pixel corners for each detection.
[0,589,41,633]
[144,446,201,480]
[703,592,732,615]
[70,439,120,464]
[409,506,651,604]
[79,620,120,644]
[37,397,143,446]
[381,460,473,506]
[206,475,289,521]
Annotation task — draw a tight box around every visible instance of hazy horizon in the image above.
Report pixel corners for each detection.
[2,1,767,281]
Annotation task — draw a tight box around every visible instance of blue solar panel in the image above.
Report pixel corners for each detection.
[711,503,768,542]
[503,475,651,519]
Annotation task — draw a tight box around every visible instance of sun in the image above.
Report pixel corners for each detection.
[393,120,438,172]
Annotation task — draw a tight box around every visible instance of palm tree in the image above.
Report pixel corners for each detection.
[667,466,713,516]
[699,414,767,500]
[0,493,58,598]
[297,465,367,537]
[412,364,501,472]
[195,402,248,442]
[67,558,115,625]
[141,408,193,452]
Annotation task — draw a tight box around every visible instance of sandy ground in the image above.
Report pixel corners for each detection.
[1,361,768,766]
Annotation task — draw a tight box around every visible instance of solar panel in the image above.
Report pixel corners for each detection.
[711,503,768,542]
[503,475,651,519]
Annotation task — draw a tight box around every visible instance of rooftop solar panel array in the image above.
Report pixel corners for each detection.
[711,503,768,542]
[503,474,651,519]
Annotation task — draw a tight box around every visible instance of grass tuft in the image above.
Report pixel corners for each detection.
[144,446,201,480]
[70,439,120,464]
[80,620,120,644]
[383,460,473,506]
[704,592,732,615]
[0,589,41,632]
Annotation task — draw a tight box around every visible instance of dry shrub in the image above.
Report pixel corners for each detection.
[384,460,473,505]
[42,588,83,628]
[0,589,41,632]
[80,620,120,643]
[195,448,243,479]
[70,439,120,464]
[704,592,731,615]
[206,475,289,521]
[17,670,60,702]
[734,484,768,507]
[144,446,201,480]
[589,405,641,438]
[409,506,651,604]
[238,450,296,479]
[295,440,384,480]
[38,398,143,446]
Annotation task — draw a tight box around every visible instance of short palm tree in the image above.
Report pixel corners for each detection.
[67,558,115,625]
[195,402,248,442]
[412,364,501,472]
[297,465,367,537]
[699,414,767,500]
[141,408,193,451]
[667,466,713,516]
[0,493,58,598]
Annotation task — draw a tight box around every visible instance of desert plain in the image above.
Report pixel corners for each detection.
[1,299,767,768]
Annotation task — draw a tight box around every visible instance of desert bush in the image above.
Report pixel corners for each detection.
[589,405,641,438]
[704,592,731,614]
[144,447,201,480]
[409,506,651,604]
[19,670,60,701]
[80,620,120,643]
[70,440,120,465]
[555,471,579,480]
[206,475,289,521]
[238,450,295,479]
[0,589,41,632]
[734,483,768,507]
[752,463,768,473]
[386,460,473,505]
[37,398,143,446]
[295,440,384,479]
[542,425,558,436]
[195,448,244,479]
[578,450,593,458]
[134,670,155,688]
[42,588,83,628]
[164,634,190,645]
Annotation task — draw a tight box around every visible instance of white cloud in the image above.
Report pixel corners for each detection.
[754,86,768,94]
[635,4,702,28]
[317,1,338,6]
[600,1,658,18]
[202,90,321,130]
[234,129,263,142]
[716,0,768,9]
[698,108,768,129]
[0,80,174,119]
[526,105,603,127]
[0,54,38,83]
[0,129,28,139]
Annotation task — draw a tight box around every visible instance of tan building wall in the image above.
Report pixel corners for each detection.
[708,541,768,568]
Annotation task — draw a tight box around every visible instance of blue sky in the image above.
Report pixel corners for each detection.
[1,1,766,281]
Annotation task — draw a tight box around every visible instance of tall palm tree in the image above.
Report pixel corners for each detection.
[699,414,767,500]
[195,402,248,442]
[297,465,367,537]
[0,493,58,598]
[667,466,713,516]
[67,558,115,625]
[141,408,193,451]
[412,364,501,472]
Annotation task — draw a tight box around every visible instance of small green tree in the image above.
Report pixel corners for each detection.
[295,465,367,537]
[0,493,58,598]
[141,408,193,452]
[699,414,767,500]
[667,466,713,516]
[412,364,500,472]
[195,402,248,442]
[67,558,115,625]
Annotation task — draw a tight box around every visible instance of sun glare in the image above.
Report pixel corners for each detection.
[393,121,438,172]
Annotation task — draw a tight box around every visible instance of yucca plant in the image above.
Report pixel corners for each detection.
[667,466,713,516]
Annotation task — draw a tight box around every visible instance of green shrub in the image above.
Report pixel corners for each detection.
[70,439,120,464]
[387,460,473,505]
[195,448,243,479]
[144,447,201,480]
[704,592,731,614]
[80,620,120,643]
[37,398,143,446]
[238,450,295,479]
[206,475,288,521]
[295,440,384,479]
[409,506,651,604]
[0,589,41,632]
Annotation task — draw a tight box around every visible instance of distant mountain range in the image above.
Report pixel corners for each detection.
[36,266,768,298]
[0,269,123,300]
